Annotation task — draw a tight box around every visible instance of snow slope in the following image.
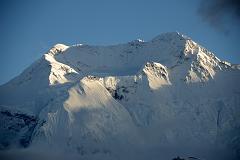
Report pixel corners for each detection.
[0,32,240,160]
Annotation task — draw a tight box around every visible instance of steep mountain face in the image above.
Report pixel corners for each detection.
[0,32,240,160]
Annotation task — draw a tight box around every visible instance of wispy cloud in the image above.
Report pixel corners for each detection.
[198,0,240,34]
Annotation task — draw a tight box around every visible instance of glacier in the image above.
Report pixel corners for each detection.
[0,32,240,160]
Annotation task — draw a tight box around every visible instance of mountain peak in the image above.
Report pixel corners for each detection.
[151,31,190,42]
[53,43,68,50]
[47,43,69,56]
[0,32,240,160]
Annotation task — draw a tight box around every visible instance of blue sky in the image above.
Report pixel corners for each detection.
[0,0,239,85]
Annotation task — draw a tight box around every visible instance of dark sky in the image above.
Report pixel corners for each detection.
[0,0,239,84]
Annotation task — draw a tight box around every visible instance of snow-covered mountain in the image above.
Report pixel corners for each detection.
[0,32,240,160]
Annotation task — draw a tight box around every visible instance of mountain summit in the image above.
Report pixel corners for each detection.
[0,32,240,160]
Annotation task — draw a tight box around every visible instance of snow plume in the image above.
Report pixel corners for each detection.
[198,0,240,33]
